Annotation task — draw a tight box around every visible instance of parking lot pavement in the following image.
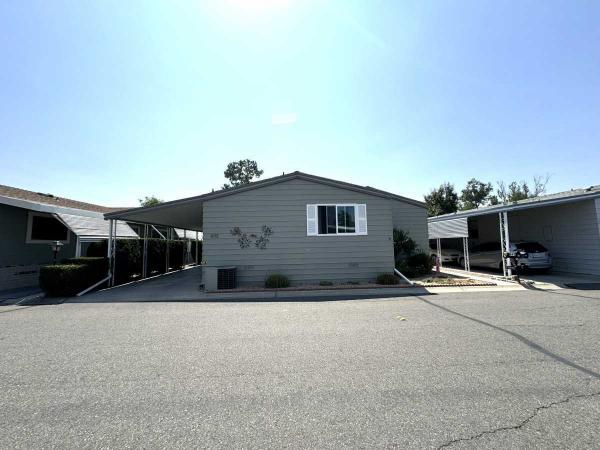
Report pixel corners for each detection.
[1,289,599,448]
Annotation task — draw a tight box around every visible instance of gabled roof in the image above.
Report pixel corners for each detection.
[106,171,425,219]
[429,184,600,222]
[104,171,425,231]
[0,184,128,214]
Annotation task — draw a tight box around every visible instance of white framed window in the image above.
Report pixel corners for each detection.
[26,212,70,244]
[306,204,367,236]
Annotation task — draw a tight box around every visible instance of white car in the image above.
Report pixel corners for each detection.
[429,248,462,264]
[459,241,552,272]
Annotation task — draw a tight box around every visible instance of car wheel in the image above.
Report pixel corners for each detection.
[459,257,465,269]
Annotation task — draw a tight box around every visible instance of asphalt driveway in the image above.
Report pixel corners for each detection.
[1,289,599,448]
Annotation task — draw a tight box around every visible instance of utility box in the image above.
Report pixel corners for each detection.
[202,266,237,291]
[217,266,237,290]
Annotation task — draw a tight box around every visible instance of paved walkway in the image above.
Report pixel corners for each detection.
[440,266,600,290]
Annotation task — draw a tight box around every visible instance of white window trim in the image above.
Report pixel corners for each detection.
[26,212,71,244]
[308,204,368,236]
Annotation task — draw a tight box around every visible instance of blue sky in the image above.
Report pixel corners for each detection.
[1,1,599,206]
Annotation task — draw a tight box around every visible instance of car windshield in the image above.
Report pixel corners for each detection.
[516,242,548,252]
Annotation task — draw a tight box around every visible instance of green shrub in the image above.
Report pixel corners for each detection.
[319,280,333,286]
[393,228,417,261]
[41,257,110,297]
[395,251,434,278]
[265,274,290,288]
[62,257,108,279]
[40,265,94,297]
[376,273,399,285]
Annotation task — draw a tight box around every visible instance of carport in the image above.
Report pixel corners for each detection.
[428,185,600,277]
[428,212,513,277]
[104,196,205,287]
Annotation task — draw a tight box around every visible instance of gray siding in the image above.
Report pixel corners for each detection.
[202,178,397,285]
[391,200,429,252]
[472,200,600,276]
[0,203,77,282]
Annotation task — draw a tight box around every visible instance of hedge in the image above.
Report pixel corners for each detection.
[40,258,109,297]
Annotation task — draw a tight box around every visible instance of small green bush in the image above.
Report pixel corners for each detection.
[319,280,333,286]
[265,274,290,289]
[376,273,399,285]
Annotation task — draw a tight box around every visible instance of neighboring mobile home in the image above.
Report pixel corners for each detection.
[0,185,137,290]
[105,172,428,287]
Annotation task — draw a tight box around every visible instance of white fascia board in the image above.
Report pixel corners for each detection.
[0,195,105,218]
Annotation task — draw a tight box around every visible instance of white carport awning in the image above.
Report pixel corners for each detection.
[173,228,202,240]
[428,217,468,239]
[57,213,138,240]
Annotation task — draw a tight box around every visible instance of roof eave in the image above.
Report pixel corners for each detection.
[105,171,425,220]
[428,192,600,222]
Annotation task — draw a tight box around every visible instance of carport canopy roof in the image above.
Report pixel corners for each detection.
[429,184,600,226]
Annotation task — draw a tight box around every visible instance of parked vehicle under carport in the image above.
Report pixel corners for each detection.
[459,241,552,273]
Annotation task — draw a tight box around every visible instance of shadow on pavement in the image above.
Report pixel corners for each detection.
[418,296,600,380]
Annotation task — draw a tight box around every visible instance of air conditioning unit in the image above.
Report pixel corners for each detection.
[217,266,237,290]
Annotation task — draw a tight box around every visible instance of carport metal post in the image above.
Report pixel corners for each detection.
[142,224,148,279]
[183,230,186,265]
[165,227,170,272]
[195,231,199,264]
[462,237,470,271]
[503,211,512,277]
[107,219,113,284]
[498,212,512,277]
[107,219,117,287]
[436,238,442,268]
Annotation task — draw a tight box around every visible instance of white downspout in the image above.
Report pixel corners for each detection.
[394,268,414,285]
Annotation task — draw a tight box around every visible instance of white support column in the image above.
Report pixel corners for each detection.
[142,224,148,278]
[499,213,506,277]
[165,227,170,272]
[75,236,81,258]
[107,219,114,284]
[436,238,442,268]
[183,229,187,266]
[111,220,117,286]
[195,231,199,265]
[503,211,512,277]
[463,237,470,272]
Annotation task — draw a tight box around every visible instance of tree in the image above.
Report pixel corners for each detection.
[223,159,264,189]
[424,182,459,217]
[460,178,493,210]
[138,196,163,207]
[494,174,550,204]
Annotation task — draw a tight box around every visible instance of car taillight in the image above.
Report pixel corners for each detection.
[518,251,528,258]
